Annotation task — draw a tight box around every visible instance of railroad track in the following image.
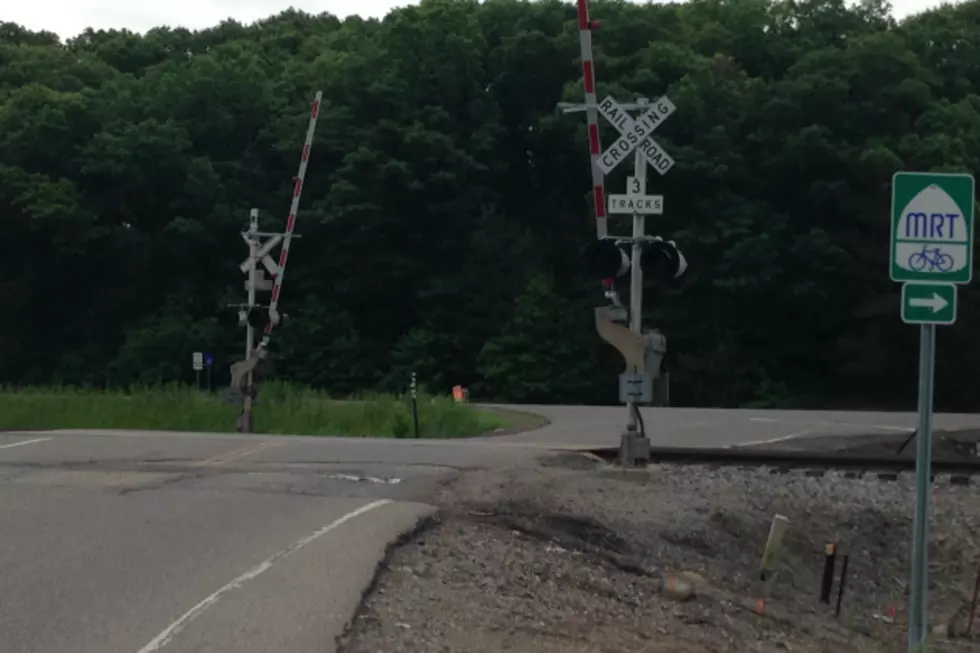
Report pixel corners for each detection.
[585,445,980,483]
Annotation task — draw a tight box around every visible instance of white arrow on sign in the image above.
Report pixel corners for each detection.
[596,95,676,175]
[909,293,949,313]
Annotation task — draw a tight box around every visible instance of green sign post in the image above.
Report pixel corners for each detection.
[901,282,957,325]
[891,171,974,653]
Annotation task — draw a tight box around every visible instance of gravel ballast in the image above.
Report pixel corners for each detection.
[339,456,980,653]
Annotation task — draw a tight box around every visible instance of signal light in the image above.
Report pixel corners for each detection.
[586,238,688,283]
[641,238,688,281]
[243,308,289,330]
[585,239,630,280]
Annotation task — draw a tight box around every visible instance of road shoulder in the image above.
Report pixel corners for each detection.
[339,458,980,653]
[136,500,436,653]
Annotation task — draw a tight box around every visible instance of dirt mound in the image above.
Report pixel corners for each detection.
[341,460,980,652]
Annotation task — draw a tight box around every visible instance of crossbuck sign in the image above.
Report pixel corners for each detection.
[595,95,676,176]
[240,233,283,278]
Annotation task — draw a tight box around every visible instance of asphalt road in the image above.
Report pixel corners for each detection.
[4,405,980,653]
[0,431,447,653]
[490,404,980,447]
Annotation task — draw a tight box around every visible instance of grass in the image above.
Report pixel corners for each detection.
[474,405,550,432]
[0,382,512,438]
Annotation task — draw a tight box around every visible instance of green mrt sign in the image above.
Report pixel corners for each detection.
[901,282,957,325]
[890,172,975,284]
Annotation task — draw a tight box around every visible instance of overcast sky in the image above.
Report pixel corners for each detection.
[3,0,959,41]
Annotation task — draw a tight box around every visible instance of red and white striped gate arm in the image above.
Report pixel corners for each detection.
[260,90,322,347]
[577,0,607,239]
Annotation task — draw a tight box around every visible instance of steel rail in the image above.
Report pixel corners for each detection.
[585,445,980,474]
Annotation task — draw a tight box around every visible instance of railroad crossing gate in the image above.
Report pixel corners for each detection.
[890,172,974,285]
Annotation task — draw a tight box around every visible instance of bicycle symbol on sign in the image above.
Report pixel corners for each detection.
[907,244,954,272]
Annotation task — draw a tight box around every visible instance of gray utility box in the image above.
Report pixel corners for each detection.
[618,329,670,406]
[645,329,669,407]
[619,373,652,404]
[618,372,670,406]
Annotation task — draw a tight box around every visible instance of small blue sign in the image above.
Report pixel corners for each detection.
[204,353,214,367]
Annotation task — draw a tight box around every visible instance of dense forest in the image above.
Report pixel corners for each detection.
[2,0,980,409]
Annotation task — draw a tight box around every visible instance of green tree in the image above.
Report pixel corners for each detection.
[478,273,595,403]
[4,0,980,411]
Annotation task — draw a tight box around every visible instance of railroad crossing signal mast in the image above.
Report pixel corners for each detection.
[560,4,687,466]
[228,208,300,432]
[227,91,322,433]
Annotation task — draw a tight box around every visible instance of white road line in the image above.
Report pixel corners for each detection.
[748,417,914,432]
[0,437,51,450]
[135,498,391,653]
[728,431,812,448]
[324,473,402,485]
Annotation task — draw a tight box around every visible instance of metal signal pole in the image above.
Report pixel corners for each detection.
[624,98,649,440]
[242,209,259,433]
